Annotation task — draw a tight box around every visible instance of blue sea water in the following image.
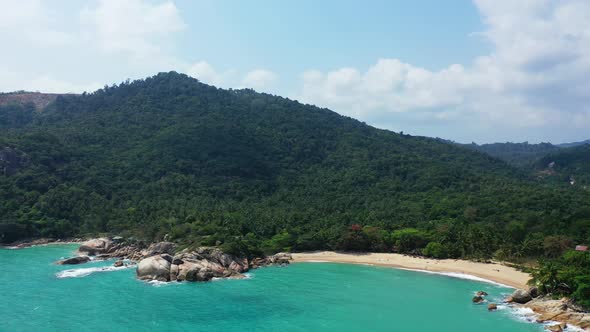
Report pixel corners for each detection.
[0,244,544,331]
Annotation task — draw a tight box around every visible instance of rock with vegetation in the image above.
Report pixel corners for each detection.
[141,242,176,257]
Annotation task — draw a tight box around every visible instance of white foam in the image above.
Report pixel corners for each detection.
[56,264,135,278]
[145,280,175,287]
[398,268,514,288]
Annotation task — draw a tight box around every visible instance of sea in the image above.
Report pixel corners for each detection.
[0,244,554,331]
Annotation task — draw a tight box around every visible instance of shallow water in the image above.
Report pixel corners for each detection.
[0,244,544,331]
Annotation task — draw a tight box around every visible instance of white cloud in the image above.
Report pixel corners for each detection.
[186,63,277,92]
[0,0,72,46]
[241,69,278,91]
[297,0,590,133]
[80,0,185,57]
[0,0,187,93]
[186,61,241,88]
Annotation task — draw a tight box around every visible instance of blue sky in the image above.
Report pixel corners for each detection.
[177,0,486,77]
[2,0,590,144]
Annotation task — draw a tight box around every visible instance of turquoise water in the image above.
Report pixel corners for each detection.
[0,245,542,331]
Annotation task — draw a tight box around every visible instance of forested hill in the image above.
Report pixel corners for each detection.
[1,72,589,260]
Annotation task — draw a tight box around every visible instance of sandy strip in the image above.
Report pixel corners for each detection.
[291,251,530,289]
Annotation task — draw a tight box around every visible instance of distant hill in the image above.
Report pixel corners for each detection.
[462,142,560,167]
[450,140,590,186]
[1,72,589,260]
[557,139,590,148]
[535,144,590,186]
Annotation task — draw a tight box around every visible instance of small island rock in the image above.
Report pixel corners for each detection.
[56,256,91,265]
[472,296,485,303]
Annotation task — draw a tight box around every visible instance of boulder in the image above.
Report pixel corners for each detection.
[472,296,485,303]
[77,238,112,255]
[136,254,172,282]
[175,261,220,282]
[528,286,539,298]
[488,303,497,311]
[141,242,176,258]
[511,289,532,304]
[113,260,124,267]
[477,291,488,297]
[56,256,90,265]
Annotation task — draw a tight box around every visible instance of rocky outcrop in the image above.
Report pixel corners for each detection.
[56,256,91,265]
[488,303,497,311]
[136,248,293,283]
[75,237,147,261]
[523,296,590,330]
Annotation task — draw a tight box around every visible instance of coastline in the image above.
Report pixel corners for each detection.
[0,238,85,249]
[291,251,530,289]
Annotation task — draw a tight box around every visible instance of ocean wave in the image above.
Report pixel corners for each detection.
[144,280,178,287]
[56,264,135,278]
[398,268,514,288]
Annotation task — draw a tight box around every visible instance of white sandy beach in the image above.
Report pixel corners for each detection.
[291,251,531,289]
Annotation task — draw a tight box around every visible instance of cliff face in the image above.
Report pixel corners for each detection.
[0,92,73,110]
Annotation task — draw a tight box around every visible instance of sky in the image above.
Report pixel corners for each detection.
[1,0,590,144]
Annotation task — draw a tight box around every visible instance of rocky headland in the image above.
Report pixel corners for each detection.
[502,287,590,331]
[52,237,292,283]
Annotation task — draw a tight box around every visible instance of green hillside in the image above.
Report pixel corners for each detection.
[1,72,589,260]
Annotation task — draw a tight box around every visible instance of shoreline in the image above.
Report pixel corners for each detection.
[291,251,530,289]
[0,238,85,249]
